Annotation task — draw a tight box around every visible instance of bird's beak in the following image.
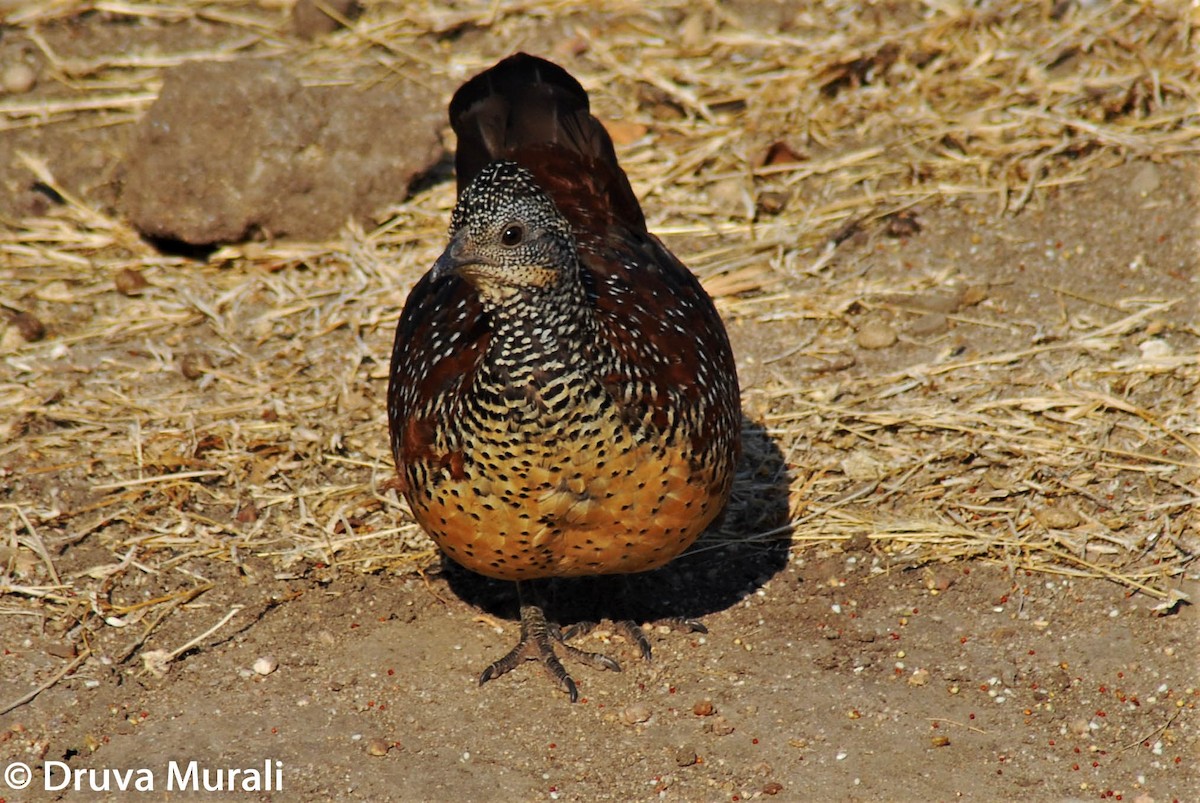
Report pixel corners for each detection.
[430,229,480,283]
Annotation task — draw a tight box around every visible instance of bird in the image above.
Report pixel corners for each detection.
[387,53,740,701]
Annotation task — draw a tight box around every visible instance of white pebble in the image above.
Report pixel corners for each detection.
[252,655,279,675]
[3,63,36,94]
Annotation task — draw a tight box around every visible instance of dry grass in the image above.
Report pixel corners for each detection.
[2,0,1198,663]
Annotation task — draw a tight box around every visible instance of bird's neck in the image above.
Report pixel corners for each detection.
[480,280,597,382]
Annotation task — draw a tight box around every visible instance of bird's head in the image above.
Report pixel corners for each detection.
[432,161,579,307]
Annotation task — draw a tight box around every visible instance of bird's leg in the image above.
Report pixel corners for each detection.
[478,585,620,702]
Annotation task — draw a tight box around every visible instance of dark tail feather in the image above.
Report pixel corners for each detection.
[448,53,644,230]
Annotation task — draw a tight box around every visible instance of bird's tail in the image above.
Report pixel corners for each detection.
[448,53,645,230]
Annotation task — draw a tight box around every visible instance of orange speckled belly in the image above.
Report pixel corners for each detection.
[407,431,728,581]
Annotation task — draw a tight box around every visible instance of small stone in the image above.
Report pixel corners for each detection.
[3,63,37,94]
[856,320,896,350]
[884,211,921,238]
[692,699,715,717]
[908,668,931,686]
[907,312,948,337]
[703,715,735,736]
[844,532,871,553]
[1068,718,1090,737]
[180,352,210,380]
[762,782,784,796]
[930,735,951,748]
[958,285,988,308]
[1034,505,1081,530]
[46,642,77,659]
[10,311,46,342]
[114,268,149,296]
[674,746,698,767]
[1138,338,1173,360]
[293,0,362,39]
[620,702,652,726]
[252,656,278,676]
[756,190,791,215]
[1144,319,1167,336]
[841,451,884,482]
[603,120,648,146]
[365,738,391,757]
[911,292,960,314]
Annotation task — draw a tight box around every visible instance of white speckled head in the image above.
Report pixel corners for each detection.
[432,161,578,306]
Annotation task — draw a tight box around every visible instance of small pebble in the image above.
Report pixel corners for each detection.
[621,702,652,726]
[252,656,278,676]
[907,312,948,337]
[703,715,735,736]
[911,292,960,314]
[3,63,37,94]
[46,643,77,659]
[692,699,715,717]
[855,320,896,350]
[292,0,361,38]
[930,735,951,748]
[114,268,149,296]
[1138,338,1173,360]
[1034,505,1081,530]
[365,738,391,757]
[958,285,989,307]
[756,190,791,215]
[674,746,698,767]
[908,668,931,687]
[762,782,784,796]
[180,352,209,380]
[884,211,921,238]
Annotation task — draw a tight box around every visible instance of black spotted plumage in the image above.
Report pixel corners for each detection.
[387,53,740,701]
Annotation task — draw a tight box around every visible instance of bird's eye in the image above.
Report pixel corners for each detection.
[500,224,524,247]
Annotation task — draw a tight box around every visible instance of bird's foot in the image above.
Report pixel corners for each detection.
[478,604,620,702]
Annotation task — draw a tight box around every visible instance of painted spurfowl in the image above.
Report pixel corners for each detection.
[388,53,740,700]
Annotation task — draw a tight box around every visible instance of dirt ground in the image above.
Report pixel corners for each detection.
[2,2,1198,802]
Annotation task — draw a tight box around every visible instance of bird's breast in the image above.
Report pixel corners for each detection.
[402,358,724,581]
